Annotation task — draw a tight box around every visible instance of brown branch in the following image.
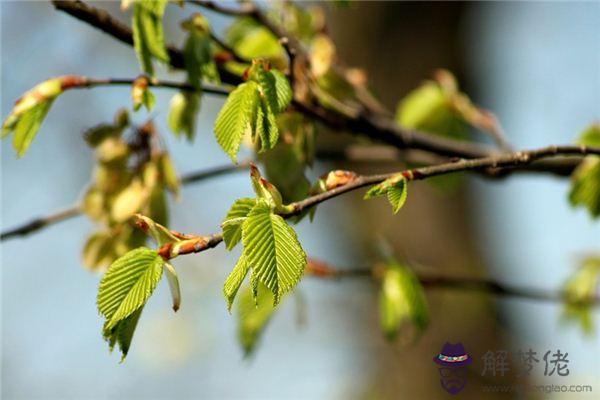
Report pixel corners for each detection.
[304,259,600,306]
[0,161,252,242]
[125,144,600,260]
[0,206,81,241]
[58,75,231,95]
[288,145,600,215]
[51,0,501,162]
[3,145,596,242]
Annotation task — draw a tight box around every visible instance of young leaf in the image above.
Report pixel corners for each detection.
[223,254,250,311]
[97,247,164,330]
[257,97,279,152]
[134,214,180,246]
[214,81,260,161]
[158,153,180,197]
[131,76,155,111]
[396,80,465,140]
[103,306,144,362]
[132,0,170,77]
[241,201,306,304]
[163,262,181,312]
[181,13,220,88]
[111,179,149,222]
[569,156,600,218]
[249,163,287,212]
[225,18,286,68]
[222,198,256,250]
[387,179,408,214]
[2,78,63,157]
[82,231,117,271]
[168,92,200,141]
[561,257,600,334]
[364,175,409,214]
[237,283,276,356]
[251,62,291,114]
[379,261,429,341]
[577,124,600,147]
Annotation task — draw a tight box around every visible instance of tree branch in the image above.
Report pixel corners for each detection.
[0,160,251,241]
[139,144,600,260]
[304,259,600,306]
[3,144,595,242]
[58,75,231,95]
[288,145,599,215]
[50,0,500,162]
[0,206,81,241]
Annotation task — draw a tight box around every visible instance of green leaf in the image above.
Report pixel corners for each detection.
[131,76,155,112]
[364,175,409,214]
[226,18,285,68]
[396,81,465,140]
[168,92,200,141]
[214,81,260,161]
[134,214,180,246]
[84,109,129,147]
[260,113,313,203]
[163,262,181,312]
[132,0,170,77]
[158,153,180,196]
[561,257,600,335]
[569,156,600,218]
[2,78,63,157]
[251,63,291,114]
[11,102,53,157]
[257,97,279,152]
[379,261,429,341]
[103,306,144,362]
[271,70,293,112]
[387,179,408,214]
[577,124,600,147]
[222,198,256,250]
[111,179,149,223]
[241,201,306,304]
[223,254,250,311]
[97,247,164,330]
[237,282,276,356]
[82,231,117,271]
[248,164,293,213]
[182,14,220,88]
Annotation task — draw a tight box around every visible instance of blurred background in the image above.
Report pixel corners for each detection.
[1,1,599,399]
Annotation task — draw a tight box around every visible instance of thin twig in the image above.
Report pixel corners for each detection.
[51,0,503,163]
[144,144,600,260]
[59,75,231,96]
[304,259,600,306]
[288,145,600,215]
[0,206,81,241]
[0,160,251,242]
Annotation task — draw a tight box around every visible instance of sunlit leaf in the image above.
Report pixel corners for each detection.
[224,254,250,311]
[168,91,200,141]
[214,81,260,161]
[97,247,164,330]
[380,260,429,341]
[2,78,63,157]
[242,201,306,304]
[132,0,169,77]
[569,156,600,218]
[222,197,256,250]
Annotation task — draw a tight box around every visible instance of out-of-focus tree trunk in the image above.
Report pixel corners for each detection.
[323,3,512,398]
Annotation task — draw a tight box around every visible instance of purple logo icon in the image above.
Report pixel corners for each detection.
[433,342,472,395]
